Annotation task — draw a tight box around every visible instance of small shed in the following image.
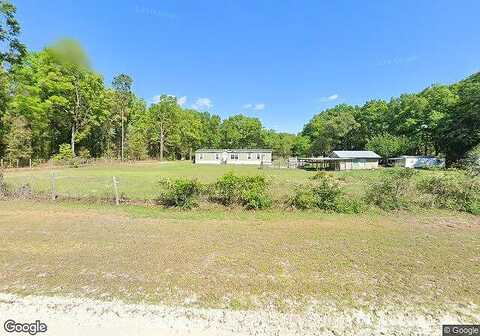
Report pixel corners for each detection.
[329,151,381,170]
[388,156,444,169]
[298,151,381,171]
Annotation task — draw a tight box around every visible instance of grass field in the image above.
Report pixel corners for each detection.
[0,200,479,314]
[3,160,412,202]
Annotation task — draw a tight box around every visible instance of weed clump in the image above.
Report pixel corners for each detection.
[157,178,202,209]
[417,171,480,214]
[365,168,416,210]
[290,172,363,212]
[208,172,272,209]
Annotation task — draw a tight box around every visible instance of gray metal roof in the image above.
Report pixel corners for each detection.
[196,149,272,153]
[331,150,381,159]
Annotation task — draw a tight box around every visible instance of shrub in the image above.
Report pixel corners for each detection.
[366,168,417,210]
[52,143,74,162]
[289,188,318,209]
[290,173,344,211]
[78,148,91,160]
[334,196,366,214]
[417,172,480,214]
[209,172,272,209]
[242,188,272,210]
[157,178,202,209]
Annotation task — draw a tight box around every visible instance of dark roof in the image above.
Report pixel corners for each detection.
[196,149,272,153]
[331,151,381,159]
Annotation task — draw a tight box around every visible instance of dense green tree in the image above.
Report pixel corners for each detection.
[263,130,296,158]
[198,112,221,149]
[4,114,31,163]
[386,94,430,154]
[439,73,480,165]
[292,135,311,157]
[0,0,26,68]
[220,115,264,149]
[147,95,180,160]
[5,41,107,158]
[420,85,458,155]
[353,99,389,148]
[366,134,410,160]
[112,74,133,161]
[48,39,106,156]
[302,104,359,155]
[1,0,479,167]
[0,68,9,155]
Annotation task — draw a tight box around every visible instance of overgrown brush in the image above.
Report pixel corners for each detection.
[365,168,417,210]
[290,172,363,212]
[417,172,480,214]
[208,172,272,209]
[157,178,202,209]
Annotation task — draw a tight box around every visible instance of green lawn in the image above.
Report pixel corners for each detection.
[2,160,417,202]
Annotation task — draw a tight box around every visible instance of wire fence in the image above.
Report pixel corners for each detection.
[1,172,164,204]
[0,159,308,206]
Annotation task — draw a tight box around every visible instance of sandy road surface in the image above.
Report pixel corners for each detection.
[0,293,478,336]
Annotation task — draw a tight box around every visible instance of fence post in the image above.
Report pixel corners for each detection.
[0,159,3,168]
[112,176,120,205]
[29,158,32,169]
[50,172,56,201]
[16,159,19,168]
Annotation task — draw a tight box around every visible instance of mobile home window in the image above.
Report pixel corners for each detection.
[257,153,261,160]
[200,153,203,159]
[248,153,252,159]
[215,153,219,160]
[230,153,239,160]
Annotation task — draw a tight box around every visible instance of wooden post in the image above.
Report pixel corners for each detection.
[1,159,3,168]
[50,172,56,201]
[29,158,32,169]
[112,176,120,205]
[16,159,19,168]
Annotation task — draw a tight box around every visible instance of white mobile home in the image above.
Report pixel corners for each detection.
[194,149,272,165]
[389,156,444,169]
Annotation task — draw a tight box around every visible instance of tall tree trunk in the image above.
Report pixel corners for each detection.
[71,124,75,156]
[121,108,124,161]
[160,126,164,161]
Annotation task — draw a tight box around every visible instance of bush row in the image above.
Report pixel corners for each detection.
[157,169,480,214]
[157,172,272,210]
[366,168,480,214]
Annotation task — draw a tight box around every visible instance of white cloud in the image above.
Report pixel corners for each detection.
[253,103,265,111]
[243,103,266,111]
[152,95,162,104]
[192,97,213,110]
[319,94,339,102]
[177,96,187,106]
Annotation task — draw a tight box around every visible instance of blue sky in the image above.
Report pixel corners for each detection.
[15,0,480,133]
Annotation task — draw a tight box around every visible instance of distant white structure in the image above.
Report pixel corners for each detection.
[388,156,444,169]
[329,150,381,170]
[297,150,381,170]
[194,149,272,165]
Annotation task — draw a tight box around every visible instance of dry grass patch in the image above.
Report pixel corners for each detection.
[0,200,479,312]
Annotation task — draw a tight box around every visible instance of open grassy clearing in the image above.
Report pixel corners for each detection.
[2,160,444,202]
[0,200,479,313]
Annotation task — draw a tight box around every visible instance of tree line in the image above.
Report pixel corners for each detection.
[1,0,479,167]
